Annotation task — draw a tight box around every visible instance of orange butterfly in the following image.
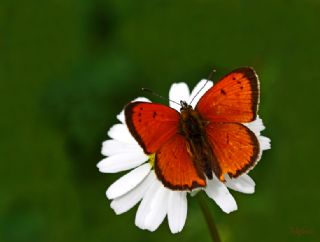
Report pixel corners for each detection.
[125,67,260,190]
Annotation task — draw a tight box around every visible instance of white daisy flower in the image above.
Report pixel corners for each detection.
[97,80,271,233]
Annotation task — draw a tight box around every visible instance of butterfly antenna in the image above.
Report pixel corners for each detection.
[189,68,216,105]
[207,68,216,80]
[141,88,181,106]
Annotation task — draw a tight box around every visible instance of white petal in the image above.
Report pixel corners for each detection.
[225,174,255,194]
[110,172,154,214]
[106,163,151,199]
[116,97,151,123]
[167,191,187,233]
[188,79,213,107]
[133,97,151,103]
[116,110,125,123]
[244,115,265,135]
[143,185,169,231]
[190,188,201,197]
[204,176,237,213]
[244,116,271,156]
[101,139,142,156]
[135,174,158,229]
[97,152,148,173]
[259,136,271,150]
[169,82,190,111]
[108,124,137,144]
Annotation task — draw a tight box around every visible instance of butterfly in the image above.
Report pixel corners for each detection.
[125,67,260,190]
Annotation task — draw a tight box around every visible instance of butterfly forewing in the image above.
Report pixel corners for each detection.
[196,67,259,123]
[125,102,180,154]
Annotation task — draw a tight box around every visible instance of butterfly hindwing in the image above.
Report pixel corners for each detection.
[125,102,180,154]
[196,67,259,123]
[155,134,206,190]
[206,122,260,181]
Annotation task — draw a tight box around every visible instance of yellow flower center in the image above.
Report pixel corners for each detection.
[148,153,155,168]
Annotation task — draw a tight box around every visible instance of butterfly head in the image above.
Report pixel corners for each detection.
[180,101,192,112]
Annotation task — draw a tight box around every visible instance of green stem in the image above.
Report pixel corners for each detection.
[197,193,222,242]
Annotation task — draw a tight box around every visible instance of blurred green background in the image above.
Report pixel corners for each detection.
[1,0,320,241]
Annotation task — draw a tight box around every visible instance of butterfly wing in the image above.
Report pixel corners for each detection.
[125,101,180,154]
[155,134,206,190]
[196,67,259,123]
[206,123,260,181]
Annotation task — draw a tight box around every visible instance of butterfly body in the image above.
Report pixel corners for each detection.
[179,101,215,180]
[125,67,260,191]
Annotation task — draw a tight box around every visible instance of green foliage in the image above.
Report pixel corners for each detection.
[1,0,319,241]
